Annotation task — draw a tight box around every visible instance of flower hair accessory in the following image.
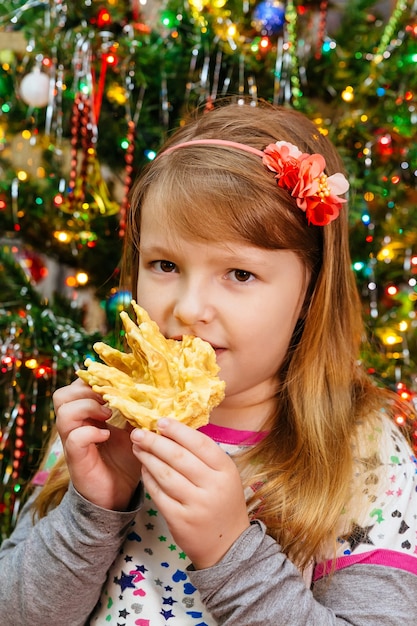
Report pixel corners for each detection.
[262,141,349,226]
[161,138,349,226]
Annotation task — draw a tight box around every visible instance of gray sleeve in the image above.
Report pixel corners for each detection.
[188,520,417,625]
[0,483,140,626]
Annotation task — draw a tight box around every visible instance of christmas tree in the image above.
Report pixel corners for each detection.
[0,0,416,539]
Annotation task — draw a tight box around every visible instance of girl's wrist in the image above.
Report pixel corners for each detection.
[190,520,251,570]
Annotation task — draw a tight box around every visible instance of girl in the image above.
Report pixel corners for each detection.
[1,101,416,625]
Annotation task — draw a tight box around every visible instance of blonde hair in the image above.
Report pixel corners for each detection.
[35,100,392,568]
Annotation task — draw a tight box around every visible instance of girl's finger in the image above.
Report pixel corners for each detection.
[132,429,210,488]
[65,424,111,457]
[53,377,105,409]
[140,460,192,508]
[133,418,227,471]
[56,398,113,440]
[63,425,111,481]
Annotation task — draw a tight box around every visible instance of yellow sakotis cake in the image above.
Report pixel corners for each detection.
[77,300,225,432]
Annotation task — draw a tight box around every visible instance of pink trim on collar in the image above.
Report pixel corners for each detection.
[199,422,268,445]
[313,548,417,581]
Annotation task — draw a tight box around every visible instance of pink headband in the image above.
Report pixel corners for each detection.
[160,138,350,227]
[162,139,265,159]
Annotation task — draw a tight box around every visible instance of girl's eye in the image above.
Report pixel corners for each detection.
[153,260,177,273]
[229,269,255,283]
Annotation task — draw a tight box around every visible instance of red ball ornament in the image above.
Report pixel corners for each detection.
[21,249,48,283]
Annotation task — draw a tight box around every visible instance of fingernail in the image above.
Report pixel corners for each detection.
[131,428,144,442]
[157,418,169,430]
[101,405,113,417]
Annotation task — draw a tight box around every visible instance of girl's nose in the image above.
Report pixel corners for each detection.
[173,281,214,327]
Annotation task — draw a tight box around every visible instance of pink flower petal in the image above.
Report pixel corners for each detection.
[327,173,350,195]
[274,141,304,159]
[261,140,349,226]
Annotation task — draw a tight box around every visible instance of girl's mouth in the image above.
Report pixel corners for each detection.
[171,335,225,357]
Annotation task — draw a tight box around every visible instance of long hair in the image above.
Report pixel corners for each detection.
[35,100,390,567]
[123,100,389,567]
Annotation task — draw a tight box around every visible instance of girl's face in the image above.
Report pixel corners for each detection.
[137,201,309,430]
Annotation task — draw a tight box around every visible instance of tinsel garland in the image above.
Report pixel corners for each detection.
[0,0,416,539]
[0,246,104,541]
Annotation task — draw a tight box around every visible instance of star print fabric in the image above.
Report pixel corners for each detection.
[88,489,217,626]
[313,415,417,581]
[21,414,417,623]
[89,429,261,626]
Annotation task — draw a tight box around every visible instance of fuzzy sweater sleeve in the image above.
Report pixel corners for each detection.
[188,520,417,625]
[0,483,141,626]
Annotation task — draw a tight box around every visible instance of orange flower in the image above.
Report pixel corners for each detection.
[262,141,349,226]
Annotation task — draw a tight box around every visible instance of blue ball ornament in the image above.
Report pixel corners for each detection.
[105,290,132,326]
[252,0,286,37]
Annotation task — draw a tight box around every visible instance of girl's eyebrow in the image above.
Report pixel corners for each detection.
[141,244,249,263]
[140,241,289,267]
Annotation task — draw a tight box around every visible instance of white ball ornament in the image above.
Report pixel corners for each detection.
[20,69,50,108]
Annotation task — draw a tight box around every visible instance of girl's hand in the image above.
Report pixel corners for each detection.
[54,378,141,511]
[131,418,250,569]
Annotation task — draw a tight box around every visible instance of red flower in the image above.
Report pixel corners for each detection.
[262,141,349,226]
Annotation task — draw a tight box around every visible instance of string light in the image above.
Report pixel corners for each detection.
[75,271,89,286]
[1,0,417,540]
[341,86,354,102]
